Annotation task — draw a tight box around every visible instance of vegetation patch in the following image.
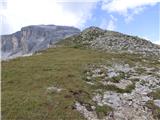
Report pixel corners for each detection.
[124,83,135,93]
[93,83,135,93]
[146,100,160,119]
[135,67,146,74]
[147,88,160,99]
[95,105,113,119]
[108,72,125,83]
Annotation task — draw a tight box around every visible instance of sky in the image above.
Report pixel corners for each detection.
[0,0,160,44]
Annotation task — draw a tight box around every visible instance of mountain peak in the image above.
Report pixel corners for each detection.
[83,26,104,31]
[1,25,80,60]
[58,27,160,56]
[82,26,104,35]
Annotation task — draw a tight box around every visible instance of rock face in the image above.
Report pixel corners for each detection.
[59,26,160,56]
[1,25,80,60]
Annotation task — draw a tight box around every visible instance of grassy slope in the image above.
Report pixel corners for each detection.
[2,46,159,120]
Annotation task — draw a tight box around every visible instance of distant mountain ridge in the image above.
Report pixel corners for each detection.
[1,25,80,60]
[1,25,160,60]
[58,26,160,56]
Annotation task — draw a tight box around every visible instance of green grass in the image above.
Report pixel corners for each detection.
[95,105,113,119]
[92,83,135,93]
[2,46,155,120]
[135,67,146,74]
[147,88,160,100]
[146,100,160,119]
[1,47,111,120]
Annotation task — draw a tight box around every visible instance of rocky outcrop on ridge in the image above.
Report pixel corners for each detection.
[58,27,160,56]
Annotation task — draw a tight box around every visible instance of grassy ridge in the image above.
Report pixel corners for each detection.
[2,47,158,120]
[2,47,109,120]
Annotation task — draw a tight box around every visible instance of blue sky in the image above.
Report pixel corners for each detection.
[84,2,159,44]
[0,0,160,44]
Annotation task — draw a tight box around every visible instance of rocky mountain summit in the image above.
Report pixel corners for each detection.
[1,25,80,60]
[59,26,160,56]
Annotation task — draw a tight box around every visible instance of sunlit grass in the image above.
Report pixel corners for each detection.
[2,46,158,120]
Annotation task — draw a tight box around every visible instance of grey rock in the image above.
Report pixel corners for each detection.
[1,25,80,60]
[85,63,160,120]
[154,100,160,107]
[102,80,133,89]
[75,102,98,120]
[46,86,63,93]
[107,71,118,78]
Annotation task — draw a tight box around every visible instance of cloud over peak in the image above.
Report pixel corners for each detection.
[0,0,159,46]
[102,0,160,13]
[0,0,96,34]
[101,0,160,22]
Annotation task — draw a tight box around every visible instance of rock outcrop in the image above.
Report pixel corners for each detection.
[59,26,160,56]
[1,25,80,60]
[78,63,160,120]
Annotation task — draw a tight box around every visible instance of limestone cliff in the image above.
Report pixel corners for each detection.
[1,25,80,60]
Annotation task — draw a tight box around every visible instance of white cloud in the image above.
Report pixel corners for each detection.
[0,0,97,34]
[140,36,150,40]
[140,36,160,45]
[102,0,160,13]
[124,6,145,23]
[154,40,160,45]
[101,0,160,22]
[107,19,116,30]
[99,19,107,29]
[57,0,101,2]
[100,15,117,30]
[0,0,159,35]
